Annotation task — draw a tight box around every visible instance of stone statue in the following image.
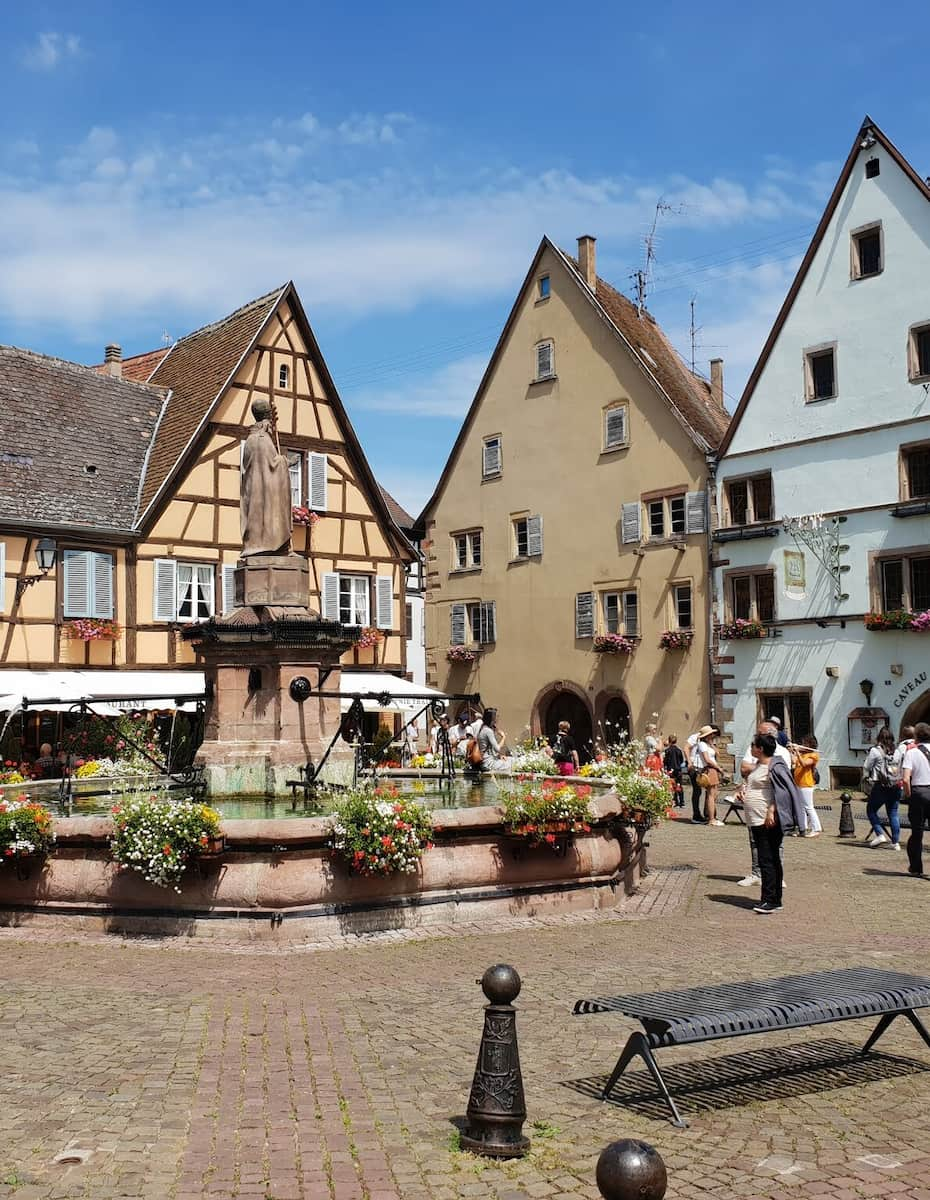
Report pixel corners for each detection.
[240,397,292,557]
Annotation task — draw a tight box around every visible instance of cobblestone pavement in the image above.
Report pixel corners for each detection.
[2,814,930,1200]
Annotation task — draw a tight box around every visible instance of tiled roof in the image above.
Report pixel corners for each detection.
[0,346,166,531]
[138,287,285,516]
[378,485,415,531]
[92,347,171,383]
[561,256,730,450]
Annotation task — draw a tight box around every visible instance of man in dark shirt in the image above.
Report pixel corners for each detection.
[663,735,686,807]
[33,743,60,780]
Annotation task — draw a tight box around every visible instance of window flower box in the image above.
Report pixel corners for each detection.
[446,645,479,663]
[659,629,694,650]
[292,506,320,528]
[593,633,636,654]
[718,618,766,640]
[865,610,920,631]
[65,618,121,642]
[354,627,384,649]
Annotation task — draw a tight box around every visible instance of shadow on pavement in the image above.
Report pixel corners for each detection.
[562,1037,930,1123]
[705,892,759,909]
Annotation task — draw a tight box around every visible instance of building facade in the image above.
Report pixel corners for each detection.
[420,235,729,756]
[0,283,413,749]
[713,118,930,784]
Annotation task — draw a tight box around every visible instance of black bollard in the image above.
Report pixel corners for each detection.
[460,964,530,1158]
[838,790,856,837]
[596,1139,667,1200]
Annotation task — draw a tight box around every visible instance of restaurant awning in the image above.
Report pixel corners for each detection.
[338,672,445,713]
[0,670,206,713]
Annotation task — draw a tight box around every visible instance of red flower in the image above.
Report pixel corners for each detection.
[3,849,12,857]
[544,833,556,844]
[381,835,394,848]
[162,845,172,855]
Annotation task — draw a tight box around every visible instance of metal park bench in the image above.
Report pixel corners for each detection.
[721,794,833,824]
[573,967,930,1126]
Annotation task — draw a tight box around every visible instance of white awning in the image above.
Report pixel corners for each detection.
[338,672,445,713]
[0,670,206,713]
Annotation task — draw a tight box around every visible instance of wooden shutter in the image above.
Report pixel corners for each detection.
[450,603,467,645]
[63,550,91,618]
[605,407,627,447]
[321,572,340,621]
[527,514,543,556]
[92,553,113,619]
[375,575,393,629]
[479,600,496,643]
[482,439,501,477]
[685,490,706,533]
[309,452,328,511]
[536,341,553,378]
[222,564,237,615]
[153,559,178,622]
[575,591,595,638]
[621,502,642,544]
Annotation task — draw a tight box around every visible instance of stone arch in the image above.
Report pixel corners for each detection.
[594,690,632,750]
[531,681,594,763]
[900,688,930,736]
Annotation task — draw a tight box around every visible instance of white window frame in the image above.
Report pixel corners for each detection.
[603,404,628,451]
[153,559,215,623]
[451,529,482,571]
[279,363,290,389]
[672,582,693,630]
[602,589,638,638]
[339,574,370,626]
[534,339,555,381]
[287,449,304,508]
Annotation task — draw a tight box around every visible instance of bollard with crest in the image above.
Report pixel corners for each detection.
[460,964,530,1158]
[596,1139,668,1200]
[838,790,856,837]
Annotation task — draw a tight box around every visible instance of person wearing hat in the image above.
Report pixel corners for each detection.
[691,725,723,825]
[768,716,790,748]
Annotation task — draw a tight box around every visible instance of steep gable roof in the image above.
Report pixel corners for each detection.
[419,235,728,525]
[0,346,167,532]
[137,286,286,516]
[379,485,415,532]
[719,116,930,456]
[92,347,171,383]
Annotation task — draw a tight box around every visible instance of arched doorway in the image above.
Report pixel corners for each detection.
[601,696,631,747]
[541,690,594,763]
[901,689,930,734]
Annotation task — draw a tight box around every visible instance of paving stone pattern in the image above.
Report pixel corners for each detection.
[1,815,930,1199]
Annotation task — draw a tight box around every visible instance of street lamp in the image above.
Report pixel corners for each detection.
[15,538,58,597]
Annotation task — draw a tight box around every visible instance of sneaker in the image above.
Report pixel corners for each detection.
[866,832,880,845]
[709,819,725,827]
[754,902,780,914]
[870,833,889,847]
[737,874,761,887]
[891,843,901,852]
[804,830,821,838]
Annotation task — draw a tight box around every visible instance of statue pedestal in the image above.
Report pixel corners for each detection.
[183,605,357,797]
[235,554,310,608]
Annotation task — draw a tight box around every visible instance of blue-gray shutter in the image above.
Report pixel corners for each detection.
[92,553,114,619]
[63,550,91,618]
[451,603,467,645]
[575,591,594,638]
[153,559,178,622]
[321,572,340,621]
[375,575,393,629]
[605,406,627,448]
[482,439,501,477]
[685,490,707,534]
[621,502,642,544]
[309,452,328,511]
[527,514,543,556]
[222,564,237,615]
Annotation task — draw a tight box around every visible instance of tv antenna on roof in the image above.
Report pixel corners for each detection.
[161,330,172,347]
[631,197,680,315]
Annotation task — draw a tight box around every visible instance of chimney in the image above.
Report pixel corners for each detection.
[104,343,122,379]
[577,235,596,291]
[710,358,724,408]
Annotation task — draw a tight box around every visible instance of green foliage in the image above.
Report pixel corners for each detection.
[330,784,433,875]
[0,798,55,859]
[608,766,671,822]
[109,795,221,891]
[499,780,593,845]
[62,712,161,769]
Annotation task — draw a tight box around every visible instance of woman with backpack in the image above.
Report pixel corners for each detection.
[792,734,822,837]
[467,708,509,773]
[550,721,579,776]
[863,726,902,851]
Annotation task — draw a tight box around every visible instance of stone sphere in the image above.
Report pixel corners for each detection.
[480,964,521,1004]
[595,1139,667,1200]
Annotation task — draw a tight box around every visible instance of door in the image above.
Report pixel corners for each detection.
[543,691,593,764]
[602,697,631,748]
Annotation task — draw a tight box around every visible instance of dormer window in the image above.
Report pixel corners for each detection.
[851,223,882,279]
[279,364,289,389]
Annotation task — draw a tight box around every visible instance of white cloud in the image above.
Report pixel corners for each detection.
[348,353,489,418]
[22,32,81,71]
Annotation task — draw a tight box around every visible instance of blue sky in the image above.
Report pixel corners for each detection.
[2,1,929,516]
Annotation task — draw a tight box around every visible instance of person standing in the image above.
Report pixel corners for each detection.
[901,722,930,876]
[551,721,579,776]
[692,726,722,825]
[738,721,793,886]
[769,716,790,748]
[663,734,686,807]
[686,728,705,823]
[863,726,902,851]
[792,734,822,837]
[743,733,783,913]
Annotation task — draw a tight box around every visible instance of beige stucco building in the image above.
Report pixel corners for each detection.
[419,236,729,756]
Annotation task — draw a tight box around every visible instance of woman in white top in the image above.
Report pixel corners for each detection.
[692,725,722,825]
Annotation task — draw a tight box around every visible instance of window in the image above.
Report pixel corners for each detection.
[805,346,837,402]
[285,450,328,511]
[603,405,628,450]
[63,550,114,619]
[452,529,482,570]
[908,323,930,382]
[535,340,554,380]
[758,691,813,742]
[903,445,930,500]
[879,554,930,611]
[728,570,775,623]
[669,495,686,536]
[512,514,542,559]
[851,224,882,279]
[865,157,880,179]
[278,363,290,389]
[287,450,303,508]
[482,436,502,478]
[673,583,693,630]
[450,601,496,645]
[646,493,687,540]
[537,275,550,300]
[339,575,370,626]
[405,602,413,639]
[153,559,213,622]
[321,572,392,628]
[603,590,638,637]
[724,473,774,526]
[648,500,665,539]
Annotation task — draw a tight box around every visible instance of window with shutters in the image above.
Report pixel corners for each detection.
[308,452,328,511]
[152,559,214,622]
[902,443,930,500]
[642,491,702,540]
[601,589,638,637]
[512,514,542,559]
[907,323,930,383]
[672,582,693,630]
[287,450,304,508]
[482,435,502,479]
[851,222,882,279]
[726,569,776,623]
[62,549,114,619]
[339,575,370,626]
[603,404,628,451]
[804,344,837,402]
[451,529,482,571]
[222,563,237,615]
[723,473,774,525]
[647,500,664,539]
[876,552,930,612]
[468,601,496,644]
[534,340,554,381]
[575,591,595,639]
